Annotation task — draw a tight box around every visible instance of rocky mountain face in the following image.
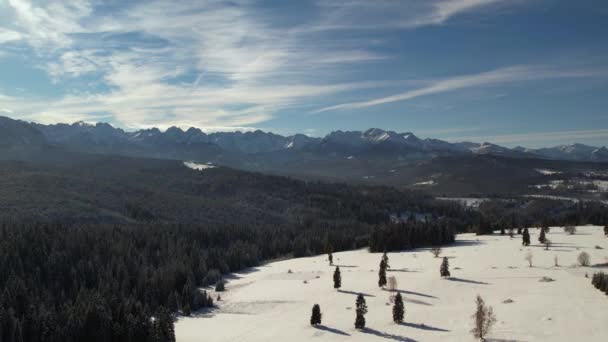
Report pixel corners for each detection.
[2,116,607,163]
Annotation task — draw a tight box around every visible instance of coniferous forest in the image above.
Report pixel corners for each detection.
[1,160,608,341]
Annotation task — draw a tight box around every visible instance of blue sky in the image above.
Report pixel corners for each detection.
[0,0,607,147]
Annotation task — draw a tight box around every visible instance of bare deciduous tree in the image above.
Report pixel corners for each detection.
[471,295,497,341]
[578,251,590,266]
[525,251,533,267]
[387,276,397,292]
[430,247,442,258]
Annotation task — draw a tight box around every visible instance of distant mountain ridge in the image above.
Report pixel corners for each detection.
[0,115,606,162]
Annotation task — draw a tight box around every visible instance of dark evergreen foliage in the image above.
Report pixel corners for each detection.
[382,251,390,269]
[333,266,341,289]
[378,259,387,288]
[392,293,404,323]
[591,272,608,295]
[369,220,456,252]
[310,304,322,326]
[522,228,530,246]
[440,257,451,278]
[354,294,367,329]
[539,227,546,244]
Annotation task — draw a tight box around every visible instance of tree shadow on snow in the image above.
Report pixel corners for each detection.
[402,297,432,306]
[361,328,418,342]
[448,277,489,285]
[338,289,375,297]
[450,239,485,248]
[392,289,437,299]
[388,268,420,273]
[399,322,449,332]
[315,325,350,336]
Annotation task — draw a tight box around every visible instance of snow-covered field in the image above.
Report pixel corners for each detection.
[176,226,608,341]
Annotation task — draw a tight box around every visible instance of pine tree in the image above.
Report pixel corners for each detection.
[538,227,546,244]
[392,292,404,323]
[333,266,341,289]
[354,294,367,329]
[440,257,450,278]
[382,251,390,269]
[328,252,333,266]
[522,228,530,246]
[378,259,387,288]
[310,304,322,326]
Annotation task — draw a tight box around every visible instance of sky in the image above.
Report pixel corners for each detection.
[0,0,607,148]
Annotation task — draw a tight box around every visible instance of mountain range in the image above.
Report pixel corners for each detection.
[0,116,600,162]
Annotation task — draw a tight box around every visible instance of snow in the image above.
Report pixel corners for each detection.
[176,226,608,342]
[535,169,561,175]
[183,161,216,170]
[436,197,488,208]
[413,180,436,186]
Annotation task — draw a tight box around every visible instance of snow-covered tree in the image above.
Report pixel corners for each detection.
[333,266,341,289]
[310,304,322,326]
[392,292,404,323]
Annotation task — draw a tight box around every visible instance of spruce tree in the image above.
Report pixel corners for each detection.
[333,266,341,289]
[392,292,404,323]
[378,259,387,288]
[354,294,367,329]
[440,257,450,278]
[539,227,546,244]
[522,228,530,246]
[310,304,322,326]
[328,252,333,266]
[382,251,390,269]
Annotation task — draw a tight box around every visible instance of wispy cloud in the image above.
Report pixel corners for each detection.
[447,129,608,147]
[315,65,608,113]
[0,0,550,130]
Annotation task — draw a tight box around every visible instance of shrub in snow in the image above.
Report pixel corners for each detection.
[577,252,590,267]
[539,276,555,282]
[525,252,533,267]
[564,226,576,235]
[387,276,397,292]
[470,295,496,341]
[431,247,442,258]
